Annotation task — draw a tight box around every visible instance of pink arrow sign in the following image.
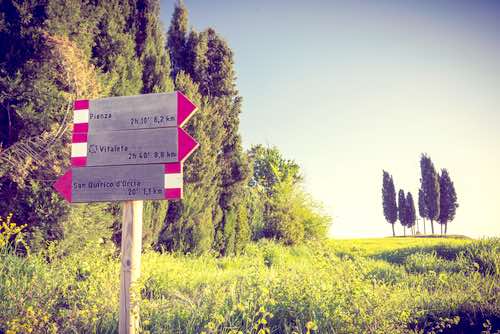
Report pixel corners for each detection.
[53,163,183,203]
[73,91,197,133]
[70,127,199,167]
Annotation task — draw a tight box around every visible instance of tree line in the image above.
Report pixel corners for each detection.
[382,154,458,237]
[0,0,330,255]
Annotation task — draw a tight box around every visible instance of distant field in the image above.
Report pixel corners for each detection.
[1,237,498,333]
[329,236,473,257]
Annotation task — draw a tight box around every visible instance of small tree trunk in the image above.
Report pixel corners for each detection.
[445,222,448,235]
[431,220,434,234]
[416,219,420,234]
[403,227,406,237]
[423,219,426,234]
[440,223,443,236]
[392,223,395,237]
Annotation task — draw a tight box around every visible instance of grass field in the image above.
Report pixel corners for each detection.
[0,237,498,333]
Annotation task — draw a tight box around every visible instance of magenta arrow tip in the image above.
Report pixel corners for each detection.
[177,91,197,127]
[53,169,72,202]
[178,128,199,162]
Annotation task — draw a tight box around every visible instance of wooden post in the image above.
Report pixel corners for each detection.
[119,200,143,334]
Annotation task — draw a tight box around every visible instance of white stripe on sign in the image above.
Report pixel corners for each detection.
[71,143,88,157]
[164,173,182,189]
[73,109,89,123]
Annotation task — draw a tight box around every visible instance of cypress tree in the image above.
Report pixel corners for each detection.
[167,10,250,254]
[420,154,440,234]
[418,188,426,234]
[129,0,175,247]
[162,2,242,254]
[134,0,175,94]
[382,171,397,237]
[167,0,188,77]
[185,30,209,87]
[198,28,249,255]
[406,192,416,236]
[91,0,142,96]
[438,169,458,235]
[398,189,407,236]
[158,70,224,254]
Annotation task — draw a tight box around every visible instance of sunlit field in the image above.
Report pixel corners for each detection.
[1,236,498,333]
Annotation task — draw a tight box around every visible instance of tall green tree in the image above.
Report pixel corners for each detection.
[398,189,407,236]
[166,0,188,77]
[190,27,249,255]
[438,169,458,235]
[91,0,143,96]
[164,2,250,255]
[128,0,175,247]
[405,192,416,236]
[158,71,223,254]
[382,171,398,236]
[134,0,174,94]
[420,153,440,234]
[418,188,426,234]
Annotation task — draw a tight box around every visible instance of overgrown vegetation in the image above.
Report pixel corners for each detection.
[1,221,498,333]
[0,0,330,254]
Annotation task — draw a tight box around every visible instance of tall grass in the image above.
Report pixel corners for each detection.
[0,235,498,333]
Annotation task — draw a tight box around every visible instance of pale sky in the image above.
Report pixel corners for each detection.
[161,0,500,238]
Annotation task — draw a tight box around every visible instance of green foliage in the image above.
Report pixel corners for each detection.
[1,237,499,333]
[91,0,143,96]
[0,0,177,249]
[0,213,28,254]
[167,0,189,76]
[405,192,416,231]
[266,180,306,245]
[135,0,174,93]
[134,0,175,249]
[250,145,302,190]
[163,3,252,255]
[142,201,168,248]
[382,170,397,235]
[1,0,329,256]
[0,242,119,333]
[438,169,459,234]
[398,189,407,231]
[418,188,426,219]
[249,145,330,244]
[202,29,249,254]
[222,208,237,255]
[420,153,440,233]
[245,185,265,240]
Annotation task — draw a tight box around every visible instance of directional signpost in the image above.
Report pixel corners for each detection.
[53,92,198,334]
